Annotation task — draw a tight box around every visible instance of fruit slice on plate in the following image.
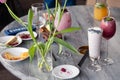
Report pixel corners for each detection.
[52,65,80,79]
[16,31,37,40]
[0,36,22,47]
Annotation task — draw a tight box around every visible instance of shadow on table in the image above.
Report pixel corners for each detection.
[0,63,20,80]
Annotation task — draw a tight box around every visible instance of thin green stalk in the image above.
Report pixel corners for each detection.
[61,0,67,15]
[5,3,26,27]
[55,0,58,17]
[27,9,47,65]
[44,37,53,56]
[38,53,51,71]
[45,60,51,71]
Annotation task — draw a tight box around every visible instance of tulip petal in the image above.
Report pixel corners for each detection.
[0,0,7,3]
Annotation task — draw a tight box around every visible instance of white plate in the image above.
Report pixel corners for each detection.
[0,47,29,62]
[52,65,80,79]
[0,36,22,47]
[16,31,37,40]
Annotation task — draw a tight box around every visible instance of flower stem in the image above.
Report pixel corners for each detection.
[5,3,26,27]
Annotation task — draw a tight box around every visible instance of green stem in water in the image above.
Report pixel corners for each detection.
[38,55,51,71]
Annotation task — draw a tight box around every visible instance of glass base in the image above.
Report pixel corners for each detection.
[101,58,114,65]
[56,50,71,59]
[87,63,101,72]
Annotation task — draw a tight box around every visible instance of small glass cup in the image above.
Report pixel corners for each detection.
[94,0,109,21]
[87,27,103,71]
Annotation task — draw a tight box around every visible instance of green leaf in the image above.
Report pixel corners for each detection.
[57,3,62,28]
[55,0,58,17]
[29,44,36,62]
[38,42,45,56]
[46,3,51,22]
[55,27,80,35]
[58,44,63,54]
[61,0,67,15]
[38,42,45,49]
[45,4,53,32]
[105,17,113,21]
[95,3,106,8]
[54,37,79,54]
[27,9,36,43]
[44,36,54,54]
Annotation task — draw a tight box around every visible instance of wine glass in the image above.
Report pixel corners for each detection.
[31,3,46,41]
[87,27,103,71]
[56,44,71,60]
[100,16,116,65]
[54,8,72,58]
[55,33,71,60]
[31,3,45,27]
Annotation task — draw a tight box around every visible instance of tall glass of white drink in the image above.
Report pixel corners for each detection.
[88,27,103,71]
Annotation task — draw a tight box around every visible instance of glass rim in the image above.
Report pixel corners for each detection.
[31,3,44,8]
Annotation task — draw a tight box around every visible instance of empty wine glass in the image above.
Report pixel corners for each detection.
[54,8,72,59]
[56,34,71,60]
[31,3,45,27]
[100,16,116,65]
[31,3,46,42]
[87,27,103,71]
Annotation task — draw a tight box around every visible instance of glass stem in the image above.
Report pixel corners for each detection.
[61,34,65,55]
[92,58,98,66]
[106,39,108,59]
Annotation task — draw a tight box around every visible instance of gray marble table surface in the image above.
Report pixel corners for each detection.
[0,5,120,80]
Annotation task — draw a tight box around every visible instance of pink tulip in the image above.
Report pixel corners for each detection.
[54,9,71,31]
[0,0,7,3]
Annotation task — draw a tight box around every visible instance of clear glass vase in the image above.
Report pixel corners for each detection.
[37,49,53,73]
[28,49,53,80]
